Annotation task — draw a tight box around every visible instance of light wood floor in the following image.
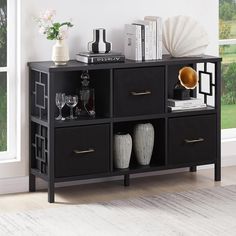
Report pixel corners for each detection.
[0,166,236,213]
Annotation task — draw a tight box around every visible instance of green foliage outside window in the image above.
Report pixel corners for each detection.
[0,0,7,151]
[0,0,7,67]
[0,80,7,151]
[219,20,231,40]
[222,63,236,104]
[219,0,236,21]
[219,0,236,129]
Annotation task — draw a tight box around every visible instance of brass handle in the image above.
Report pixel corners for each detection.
[73,148,95,155]
[184,138,204,144]
[130,91,151,96]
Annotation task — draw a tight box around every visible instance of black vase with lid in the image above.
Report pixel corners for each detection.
[88,28,112,54]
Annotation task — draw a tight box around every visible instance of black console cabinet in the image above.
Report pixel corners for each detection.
[28,55,221,203]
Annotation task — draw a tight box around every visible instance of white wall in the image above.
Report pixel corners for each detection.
[0,0,219,180]
[24,0,219,61]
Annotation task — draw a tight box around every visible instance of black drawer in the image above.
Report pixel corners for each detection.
[168,115,216,165]
[114,67,165,117]
[55,124,110,177]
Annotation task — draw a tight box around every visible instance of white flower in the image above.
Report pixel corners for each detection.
[38,26,46,35]
[35,10,73,40]
[58,25,69,40]
[40,9,56,22]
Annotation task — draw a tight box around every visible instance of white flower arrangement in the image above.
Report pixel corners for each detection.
[35,10,73,40]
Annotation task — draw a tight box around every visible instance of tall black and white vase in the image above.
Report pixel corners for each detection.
[114,133,132,169]
[133,123,155,165]
[88,28,112,53]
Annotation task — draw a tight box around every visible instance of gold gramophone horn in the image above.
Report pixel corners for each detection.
[178,67,198,89]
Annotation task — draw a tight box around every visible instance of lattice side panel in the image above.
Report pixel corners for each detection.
[31,70,48,121]
[31,122,48,174]
[196,62,216,108]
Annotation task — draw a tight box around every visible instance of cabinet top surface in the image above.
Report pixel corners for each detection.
[28,55,221,72]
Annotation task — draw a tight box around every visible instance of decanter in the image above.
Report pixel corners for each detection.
[78,71,95,117]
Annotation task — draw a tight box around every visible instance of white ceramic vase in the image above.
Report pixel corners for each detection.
[114,133,132,169]
[52,40,69,66]
[134,123,155,165]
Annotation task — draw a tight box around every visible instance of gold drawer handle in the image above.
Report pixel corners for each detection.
[73,148,95,155]
[130,91,151,96]
[185,138,204,144]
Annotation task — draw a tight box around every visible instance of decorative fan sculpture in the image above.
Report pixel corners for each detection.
[163,16,209,57]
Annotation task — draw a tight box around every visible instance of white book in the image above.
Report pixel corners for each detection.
[144,16,162,59]
[124,24,141,61]
[151,20,157,59]
[168,104,207,112]
[144,16,157,60]
[135,25,142,60]
[147,20,156,60]
[157,17,162,59]
[168,97,205,107]
[133,20,152,60]
[146,21,153,60]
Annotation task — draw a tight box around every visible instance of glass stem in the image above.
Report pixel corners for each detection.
[70,107,73,119]
[59,108,62,118]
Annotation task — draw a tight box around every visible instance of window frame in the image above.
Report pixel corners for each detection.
[0,0,17,161]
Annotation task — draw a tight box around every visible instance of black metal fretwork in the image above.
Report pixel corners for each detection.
[31,123,48,174]
[31,71,49,121]
[198,62,216,105]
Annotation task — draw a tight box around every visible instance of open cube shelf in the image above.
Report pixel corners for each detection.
[113,118,166,169]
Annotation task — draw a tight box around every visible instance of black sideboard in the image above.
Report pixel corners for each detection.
[28,55,221,203]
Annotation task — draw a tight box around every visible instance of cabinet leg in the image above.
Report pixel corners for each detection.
[124,174,130,187]
[190,166,197,172]
[29,174,36,192]
[215,162,221,181]
[48,182,55,203]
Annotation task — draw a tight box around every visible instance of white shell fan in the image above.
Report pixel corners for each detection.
[163,16,209,57]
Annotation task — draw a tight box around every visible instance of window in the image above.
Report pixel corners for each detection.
[219,0,236,140]
[0,0,17,160]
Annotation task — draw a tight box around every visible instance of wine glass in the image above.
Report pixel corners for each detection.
[65,95,78,119]
[55,93,66,121]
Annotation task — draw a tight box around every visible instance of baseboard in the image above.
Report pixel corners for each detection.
[0,176,29,195]
[1,155,236,195]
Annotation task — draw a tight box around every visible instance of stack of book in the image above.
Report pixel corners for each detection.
[76,52,125,64]
[124,16,162,61]
[168,98,207,112]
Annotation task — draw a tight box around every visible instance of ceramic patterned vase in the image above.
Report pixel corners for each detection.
[133,123,155,165]
[114,133,132,169]
[52,40,69,66]
[88,28,111,53]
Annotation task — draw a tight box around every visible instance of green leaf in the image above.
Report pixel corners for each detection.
[53,22,61,30]
[46,35,55,40]
[60,22,74,28]
[67,22,73,27]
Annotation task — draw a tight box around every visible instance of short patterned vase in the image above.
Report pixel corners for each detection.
[88,28,112,53]
[52,40,69,66]
[133,123,155,165]
[114,133,132,169]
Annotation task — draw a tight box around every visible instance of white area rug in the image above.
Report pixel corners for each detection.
[1,185,236,236]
